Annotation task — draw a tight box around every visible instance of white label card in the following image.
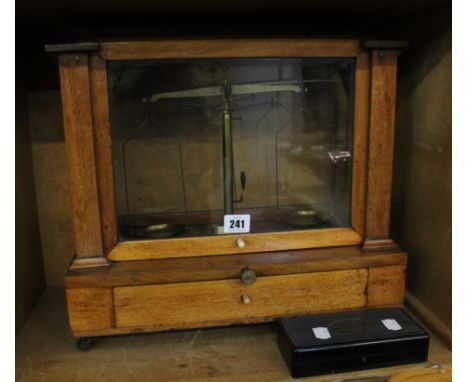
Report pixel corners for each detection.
[312,327,331,340]
[381,319,402,331]
[223,214,251,233]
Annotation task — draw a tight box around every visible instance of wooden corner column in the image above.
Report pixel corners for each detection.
[58,52,109,269]
[362,42,406,251]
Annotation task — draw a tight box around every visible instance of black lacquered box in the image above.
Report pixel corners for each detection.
[278,308,429,378]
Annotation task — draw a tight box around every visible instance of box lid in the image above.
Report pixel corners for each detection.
[279,308,426,348]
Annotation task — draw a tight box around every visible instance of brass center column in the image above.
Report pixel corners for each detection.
[222,80,234,215]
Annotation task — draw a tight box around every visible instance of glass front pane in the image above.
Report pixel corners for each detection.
[108,58,355,241]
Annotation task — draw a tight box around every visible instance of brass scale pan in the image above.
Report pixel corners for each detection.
[128,223,185,239]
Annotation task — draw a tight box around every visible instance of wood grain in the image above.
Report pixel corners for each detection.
[367,265,406,307]
[351,52,370,238]
[363,238,398,251]
[68,256,109,270]
[365,50,399,241]
[68,307,365,338]
[65,246,407,289]
[113,269,368,329]
[390,367,451,382]
[107,227,362,261]
[89,54,118,255]
[59,53,103,258]
[99,39,360,60]
[66,287,114,332]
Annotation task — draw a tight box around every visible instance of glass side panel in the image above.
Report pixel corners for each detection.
[108,58,355,241]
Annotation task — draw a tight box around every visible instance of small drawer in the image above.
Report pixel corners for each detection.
[113,269,368,330]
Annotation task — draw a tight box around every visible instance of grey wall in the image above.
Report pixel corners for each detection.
[392,17,451,338]
[16,78,46,333]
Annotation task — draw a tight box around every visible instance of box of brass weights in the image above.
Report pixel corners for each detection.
[278,308,429,378]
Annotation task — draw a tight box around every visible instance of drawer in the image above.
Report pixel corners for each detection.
[113,269,368,329]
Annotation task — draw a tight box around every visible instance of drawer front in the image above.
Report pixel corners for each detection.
[114,269,368,329]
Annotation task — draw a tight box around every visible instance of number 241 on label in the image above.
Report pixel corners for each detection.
[223,214,251,233]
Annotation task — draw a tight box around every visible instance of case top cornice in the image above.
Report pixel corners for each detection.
[45,42,100,53]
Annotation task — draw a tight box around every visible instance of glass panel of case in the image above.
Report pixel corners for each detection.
[108,58,355,241]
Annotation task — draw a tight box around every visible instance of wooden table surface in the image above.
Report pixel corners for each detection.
[16,288,451,382]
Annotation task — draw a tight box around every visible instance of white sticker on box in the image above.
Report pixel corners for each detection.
[312,327,331,340]
[223,214,251,233]
[382,319,403,331]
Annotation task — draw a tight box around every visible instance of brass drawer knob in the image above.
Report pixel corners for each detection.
[236,238,246,248]
[240,267,256,285]
[241,295,251,304]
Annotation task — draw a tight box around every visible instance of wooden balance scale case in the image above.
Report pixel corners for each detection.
[47,39,408,343]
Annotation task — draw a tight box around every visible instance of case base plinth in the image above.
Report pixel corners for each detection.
[64,246,407,339]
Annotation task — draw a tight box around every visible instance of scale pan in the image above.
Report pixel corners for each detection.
[282,209,323,227]
[128,223,185,239]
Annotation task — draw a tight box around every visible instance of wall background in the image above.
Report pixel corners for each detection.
[27,91,73,287]
[392,17,452,342]
[16,72,46,333]
[16,1,452,339]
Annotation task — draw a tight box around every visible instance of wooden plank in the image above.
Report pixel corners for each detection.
[114,269,368,329]
[68,256,109,270]
[45,42,99,53]
[390,368,451,382]
[361,40,409,50]
[59,53,103,258]
[66,287,114,332]
[365,50,399,241]
[350,52,371,238]
[65,246,407,289]
[69,307,362,338]
[107,227,362,261]
[89,54,118,255]
[367,265,406,307]
[99,39,361,60]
